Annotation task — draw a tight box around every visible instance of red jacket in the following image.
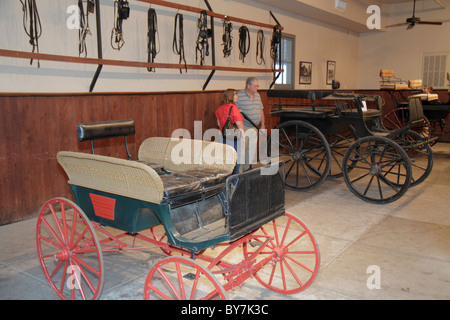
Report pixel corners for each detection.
[215,103,243,132]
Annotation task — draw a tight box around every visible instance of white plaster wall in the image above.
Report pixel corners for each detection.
[358,1,450,89]
[0,0,360,93]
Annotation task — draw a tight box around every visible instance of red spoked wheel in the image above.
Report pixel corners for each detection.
[147,224,205,256]
[246,212,320,294]
[36,198,104,300]
[148,224,179,256]
[383,107,432,140]
[144,256,228,300]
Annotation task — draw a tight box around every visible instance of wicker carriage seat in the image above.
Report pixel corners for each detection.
[58,137,237,209]
[137,137,236,207]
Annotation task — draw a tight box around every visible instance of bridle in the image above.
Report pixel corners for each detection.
[147,8,159,72]
[173,13,187,73]
[270,25,282,70]
[256,30,265,65]
[111,0,130,51]
[196,10,210,65]
[222,17,233,58]
[238,26,250,63]
[20,0,42,67]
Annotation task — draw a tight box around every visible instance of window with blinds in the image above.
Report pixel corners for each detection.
[422,54,447,88]
[274,34,295,89]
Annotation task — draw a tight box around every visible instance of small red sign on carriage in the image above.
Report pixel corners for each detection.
[90,194,116,221]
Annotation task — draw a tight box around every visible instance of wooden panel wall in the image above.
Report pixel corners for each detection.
[0,91,231,225]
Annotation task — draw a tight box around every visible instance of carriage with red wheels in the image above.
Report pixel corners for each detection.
[35,120,320,300]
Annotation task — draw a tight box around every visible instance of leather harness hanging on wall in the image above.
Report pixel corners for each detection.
[222,17,232,58]
[147,8,159,72]
[270,25,282,70]
[173,13,187,73]
[196,10,210,65]
[20,0,42,67]
[111,0,130,51]
[256,30,265,65]
[238,26,250,63]
[78,0,94,58]
[268,11,283,89]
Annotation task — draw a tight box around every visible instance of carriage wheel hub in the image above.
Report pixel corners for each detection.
[292,152,302,161]
[370,164,381,176]
[273,246,286,259]
[54,248,72,261]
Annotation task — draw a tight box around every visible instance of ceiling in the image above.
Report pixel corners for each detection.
[251,0,447,33]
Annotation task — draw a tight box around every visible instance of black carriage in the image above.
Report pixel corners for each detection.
[266,90,434,204]
[382,91,450,145]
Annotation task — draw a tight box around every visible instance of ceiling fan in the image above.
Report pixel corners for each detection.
[386,0,444,30]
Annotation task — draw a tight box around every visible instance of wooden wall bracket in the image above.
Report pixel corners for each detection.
[90,0,103,92]
[0,49,282,73]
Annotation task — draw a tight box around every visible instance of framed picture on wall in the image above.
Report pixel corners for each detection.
[299,61,312,84]
[326,61,336,85]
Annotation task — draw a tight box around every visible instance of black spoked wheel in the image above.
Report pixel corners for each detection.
[393,130,433,187]
[342,136,412,204]
[326,128,357,179]
[274,120,331,191]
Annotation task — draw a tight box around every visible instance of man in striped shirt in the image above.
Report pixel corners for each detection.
[236,77,266,170]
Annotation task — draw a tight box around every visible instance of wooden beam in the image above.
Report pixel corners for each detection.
[0,49,283,73]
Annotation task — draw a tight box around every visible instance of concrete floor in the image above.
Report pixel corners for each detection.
[1,143,449,300]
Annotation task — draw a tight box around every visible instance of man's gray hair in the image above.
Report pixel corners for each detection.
[245,77,258,87]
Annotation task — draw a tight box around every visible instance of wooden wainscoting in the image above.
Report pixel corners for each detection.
[0,90,236,225]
